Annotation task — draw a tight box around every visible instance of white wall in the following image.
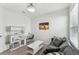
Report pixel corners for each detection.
[0,8,3,33]
[31,9,68,44]
[3,8,31,34]
[69,4,79,48]
[0,7,31,52]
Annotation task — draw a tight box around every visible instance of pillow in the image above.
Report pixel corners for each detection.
[53,38,64,47]
[59,41,69,48]
[59,41,69,52]
[62,37,66,42]
[47,45,59,49]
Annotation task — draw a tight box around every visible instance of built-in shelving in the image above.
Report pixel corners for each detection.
[6,26,26,51]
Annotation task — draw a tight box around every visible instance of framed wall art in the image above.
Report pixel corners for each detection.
[39,22,49,30]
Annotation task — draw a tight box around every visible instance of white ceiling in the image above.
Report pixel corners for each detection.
[0,3,71,18]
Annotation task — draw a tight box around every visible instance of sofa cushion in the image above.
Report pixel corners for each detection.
[59,41,69,49]
[62,46,73,55]
[53,38,64,47]
[59,40,70,52]
[47,45,59,49]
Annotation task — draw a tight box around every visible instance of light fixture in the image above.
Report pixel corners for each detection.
[27,3,36,13]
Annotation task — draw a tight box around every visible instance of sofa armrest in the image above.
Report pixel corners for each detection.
[43,48,60,54]
[46,48,60,52]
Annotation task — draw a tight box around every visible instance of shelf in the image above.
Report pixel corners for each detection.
[6,26,25,51]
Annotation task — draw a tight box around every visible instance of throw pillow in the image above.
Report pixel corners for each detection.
[53,38,64,47]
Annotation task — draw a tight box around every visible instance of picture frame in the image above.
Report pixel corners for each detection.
[39,22,49,30]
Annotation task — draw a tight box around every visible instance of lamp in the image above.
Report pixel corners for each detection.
[27,3,36,13]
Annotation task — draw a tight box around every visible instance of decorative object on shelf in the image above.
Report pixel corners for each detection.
[39,22,49,30]
[5,26,26,51]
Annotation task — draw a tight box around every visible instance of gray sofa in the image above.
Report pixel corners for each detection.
[43,37,79,55]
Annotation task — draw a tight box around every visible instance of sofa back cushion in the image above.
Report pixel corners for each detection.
[53,38,64,47]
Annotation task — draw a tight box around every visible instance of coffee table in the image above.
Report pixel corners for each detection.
[27,40,44,54]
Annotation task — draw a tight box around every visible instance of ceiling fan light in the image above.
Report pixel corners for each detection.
[27,3,36,13]
[27,6,36,12]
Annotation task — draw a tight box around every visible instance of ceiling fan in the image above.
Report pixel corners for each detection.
[26,3,36,13]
